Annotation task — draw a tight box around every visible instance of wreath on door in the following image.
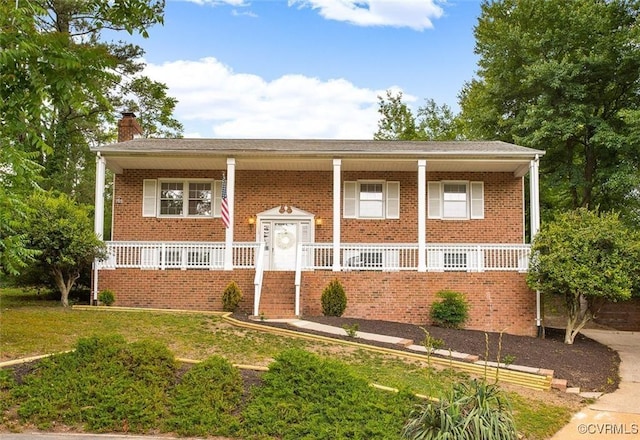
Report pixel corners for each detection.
[276,230,295,250]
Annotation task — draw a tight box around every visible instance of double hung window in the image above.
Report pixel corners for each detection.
[428,181,484,220]
[343,180,400,219]
[143,179,219,218]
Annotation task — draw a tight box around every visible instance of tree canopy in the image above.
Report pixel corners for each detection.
[374,90,464,141]
[460,0,640,224]
[527,209,640,343]
[19,192,106,307]
[1,0,182,276]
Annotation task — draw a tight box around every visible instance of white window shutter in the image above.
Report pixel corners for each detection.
[386,181,400,219]
[300,222,311,242]
[343,181,357,218]
[470,181,484,219]
[428,182,442,219]
[142,179,157,217]
[213,180,222,217]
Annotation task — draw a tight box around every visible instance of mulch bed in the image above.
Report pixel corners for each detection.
[234,314,620,393]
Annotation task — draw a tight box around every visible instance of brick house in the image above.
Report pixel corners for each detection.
[92,113,545,336]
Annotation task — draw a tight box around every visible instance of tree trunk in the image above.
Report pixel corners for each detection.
[52,268,79,307]
[564,294,592,344]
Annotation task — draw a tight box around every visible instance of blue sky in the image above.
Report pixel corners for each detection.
[130,0,482,138]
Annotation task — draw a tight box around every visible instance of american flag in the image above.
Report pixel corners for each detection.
[221,172,230,228]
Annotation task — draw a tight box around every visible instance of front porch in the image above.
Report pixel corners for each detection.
[96,241,533,334]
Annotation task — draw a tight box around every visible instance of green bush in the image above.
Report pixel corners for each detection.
[321,278,347,317]
[403,379,517,440]
[241,348,416,439]
[166,356,243,436]
[429,290,469,329]
[97,289,115,306]
[222,281,243,312]
[14,335,176,432]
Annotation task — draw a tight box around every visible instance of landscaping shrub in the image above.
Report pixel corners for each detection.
[222,281,243,312]
[429,290,469,329]
[321,278,347,317]
[166,356,243,437]
[402,379,517,440]
[97,289,115,306]
[0,369,16,413]
[241,348,416,439]
[13,334,176,432]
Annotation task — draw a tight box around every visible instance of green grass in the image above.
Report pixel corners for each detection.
[0,287,581,439]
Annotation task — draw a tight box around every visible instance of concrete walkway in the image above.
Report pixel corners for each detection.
[550,329,640,439]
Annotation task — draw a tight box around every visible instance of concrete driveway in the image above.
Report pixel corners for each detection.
[551,329,640,439]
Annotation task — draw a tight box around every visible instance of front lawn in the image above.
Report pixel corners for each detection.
[0,288,581,439]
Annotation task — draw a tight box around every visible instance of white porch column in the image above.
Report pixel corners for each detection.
[529,154,542,331]
[224,158,236,271]
[417,160,427,272]
[92,153,106,304]
[94,154,106,239]
[332,159,342,271]
[529,154,541,240]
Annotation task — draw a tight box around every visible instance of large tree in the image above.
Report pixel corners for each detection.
[19,192,106,307]
[28,0,182,205]
[1,1,181,274]
[527,209,640,344]
[460,0,640,224]
[374,90,464,141]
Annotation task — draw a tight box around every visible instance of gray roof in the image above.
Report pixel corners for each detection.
[94,138,544,158]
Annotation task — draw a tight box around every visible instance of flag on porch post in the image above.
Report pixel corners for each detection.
[221,172,230,228]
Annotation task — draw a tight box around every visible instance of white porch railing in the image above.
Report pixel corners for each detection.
[99,241,530,273]
[98,241,259,270]
[300,243,530,272]
[253,242,266,316]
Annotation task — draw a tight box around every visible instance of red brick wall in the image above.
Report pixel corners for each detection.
[97,267,536,336]
[105,168,532,335]
[113,169,524,243]
[97,269,255,314]
[301,271,536,336]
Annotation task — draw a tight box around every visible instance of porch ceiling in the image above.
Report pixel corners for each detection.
[102,155,533,175]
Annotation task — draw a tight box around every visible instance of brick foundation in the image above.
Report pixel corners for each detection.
[97,269,256,314]
[97,268,536,336]
[301,271,536,336]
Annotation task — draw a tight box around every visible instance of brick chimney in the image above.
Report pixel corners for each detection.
[117,112,143,142]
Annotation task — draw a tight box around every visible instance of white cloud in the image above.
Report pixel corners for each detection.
[288,0,444,31]
[143,57,391,139]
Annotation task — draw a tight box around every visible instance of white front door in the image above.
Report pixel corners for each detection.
[272,222,297,270]
[259,218,313,271]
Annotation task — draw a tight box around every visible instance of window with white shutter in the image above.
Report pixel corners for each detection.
[142,179,157,217]
[142,179,219,218]
[428,181,484,220]
[343,180,400,219]
[386,181,400,219]
[470,181,484,219]
[428,182,442,219]
[343,181,357,218]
